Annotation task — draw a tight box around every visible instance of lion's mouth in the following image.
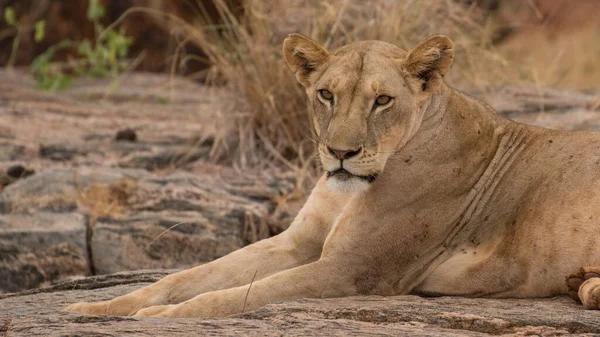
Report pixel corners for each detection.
[326,168,378,183]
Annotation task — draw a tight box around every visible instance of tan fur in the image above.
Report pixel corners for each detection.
[66,34,600,318]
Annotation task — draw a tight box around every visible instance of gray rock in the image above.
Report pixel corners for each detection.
[0,143,24,161]
[91,213,241,274]
[0,271,598,336]
[6,165,35,179]
[38,139,212,170]
[0,72,296,293]
[88,170,287,274]
[0,167,293,292]
[120,146,210,171]
[0,167,148,213]
[115,128,137,142]
[39,143,84,161]
[0,212,88,293]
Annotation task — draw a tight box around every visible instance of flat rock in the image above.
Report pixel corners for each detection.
[0,143,24,161]
[0,271,598,336]
[0,212,88,293]
[485,85,600,130]
[0,166,293,292]
[0,167,148,213]
[90,212,241,274]
[0,71,298,292]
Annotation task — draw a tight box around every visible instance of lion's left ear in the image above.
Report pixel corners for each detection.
[402,35,454,91]
[283,34,329,87]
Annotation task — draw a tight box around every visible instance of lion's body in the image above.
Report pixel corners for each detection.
[409,92,600,298]
[67,35,600,318]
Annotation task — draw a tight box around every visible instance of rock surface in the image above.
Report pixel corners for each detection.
[0,271,599,336]
[0,212,88,293]
[0,164,294,292]
[0,71,298,292]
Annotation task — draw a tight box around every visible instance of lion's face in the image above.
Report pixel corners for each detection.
[310,44,421,192]
[283,35,454,192]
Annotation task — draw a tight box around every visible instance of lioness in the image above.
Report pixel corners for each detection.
[67,34,600,318]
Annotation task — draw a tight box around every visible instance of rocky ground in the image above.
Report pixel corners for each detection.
[1,271,600,336]
[0,69,599,336]
[0,70,299,293]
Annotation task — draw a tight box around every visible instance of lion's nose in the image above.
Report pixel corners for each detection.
[327,146,362,160]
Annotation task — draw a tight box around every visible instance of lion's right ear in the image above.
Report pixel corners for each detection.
[402,35,454,92]
[283,34,329,87]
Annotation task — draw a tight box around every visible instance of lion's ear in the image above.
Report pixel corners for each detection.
[402,35,454,91]
[283,34,329,87]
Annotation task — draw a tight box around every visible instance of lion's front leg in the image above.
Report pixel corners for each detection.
[66,176,349,316]
[135,259,355,318]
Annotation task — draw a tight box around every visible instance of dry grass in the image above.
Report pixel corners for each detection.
[498,27,600,90]
[159,0,519,172]
[242,210,271,244]
[72,171,136,275]
[0,316,11,337]
[73,171,135,224]
[486,0,600,90]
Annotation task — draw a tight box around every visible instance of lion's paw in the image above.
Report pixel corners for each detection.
[578,278,600,310]
[65,301,112,316]
[566,267,600,309]
[66,299,144,316]
[566,267,600,301]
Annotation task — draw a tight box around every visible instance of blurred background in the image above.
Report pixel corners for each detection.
[0,0,599,293]
[2,0,599,86]
[2,0,599,163]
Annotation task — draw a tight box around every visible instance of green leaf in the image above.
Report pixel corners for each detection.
[38,74,72,91]
[31,40,74,91]
[77,40,92,57]
[87,0,105,21]
[4,7,15,25]
[34,20,45,42]
[55,75,72,91]
[29,0,133,90]
[31,54,48,74]
[31,40,72,72]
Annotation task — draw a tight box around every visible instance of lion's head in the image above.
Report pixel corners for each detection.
[283,34,454,192]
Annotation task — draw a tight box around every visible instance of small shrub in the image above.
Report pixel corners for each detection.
[31,0,134,91]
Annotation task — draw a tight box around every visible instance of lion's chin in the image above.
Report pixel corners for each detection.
[326,176,371,193]
[326,169,376,193]
[327,169,378,181]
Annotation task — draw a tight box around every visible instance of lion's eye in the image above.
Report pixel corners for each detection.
[319,89,334,102]
[375,95,392,106]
